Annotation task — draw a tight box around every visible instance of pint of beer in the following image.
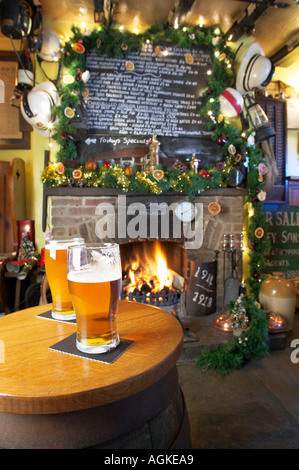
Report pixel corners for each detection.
[67,243,122,353]
[45,238,84,320]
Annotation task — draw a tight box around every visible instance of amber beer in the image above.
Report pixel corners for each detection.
[45,238,84,320]
[67,244,122,353]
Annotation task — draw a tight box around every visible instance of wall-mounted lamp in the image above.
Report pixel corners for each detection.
[243,93,275,143]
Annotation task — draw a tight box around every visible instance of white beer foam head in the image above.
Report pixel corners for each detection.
[68,265,121,283]
[46,239,84,250]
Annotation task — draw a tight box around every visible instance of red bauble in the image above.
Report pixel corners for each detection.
[103,161,111,167]
[62,132,74,141]
[216,135,228,146]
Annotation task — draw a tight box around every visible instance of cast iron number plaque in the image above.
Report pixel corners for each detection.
[85,42,214,138]
[186,260,217,316]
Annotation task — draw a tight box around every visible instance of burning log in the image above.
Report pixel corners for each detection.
[121,241,183,307]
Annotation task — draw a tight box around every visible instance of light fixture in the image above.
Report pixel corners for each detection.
[243,93,275,143]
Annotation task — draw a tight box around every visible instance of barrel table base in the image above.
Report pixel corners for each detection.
[0,367,191,449]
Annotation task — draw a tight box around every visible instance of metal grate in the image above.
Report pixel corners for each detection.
[121,288,181,306]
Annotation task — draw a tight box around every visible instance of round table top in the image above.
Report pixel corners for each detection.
[0,301,183,415]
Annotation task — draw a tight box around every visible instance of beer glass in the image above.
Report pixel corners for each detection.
[45,238,84,320]
[67,243,122,354]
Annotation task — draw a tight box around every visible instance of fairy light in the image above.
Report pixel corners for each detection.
[214,27,220,35]
[207,69,212,75]
[119,25,124,31]
[133,28,139,34]
[199,16,204,27]
[174,18,179,29]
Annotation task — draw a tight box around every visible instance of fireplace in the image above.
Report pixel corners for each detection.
[44,187,247,315]
[120,240,185,308]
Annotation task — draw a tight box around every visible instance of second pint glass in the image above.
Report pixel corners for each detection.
[67,243,122,353]
[45,238,84,320]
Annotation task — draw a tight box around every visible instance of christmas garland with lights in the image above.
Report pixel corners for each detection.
[41,23,270,302]
[197,295,269,375]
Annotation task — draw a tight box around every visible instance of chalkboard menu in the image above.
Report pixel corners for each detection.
[77,42,222,164]
[263,205,299,278]
[86,42,213,137]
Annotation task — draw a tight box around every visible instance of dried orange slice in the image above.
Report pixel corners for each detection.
[258,163,268,175]
[255,227,264,239]
[152,169,164,181]
[185,53,194,65]
[72,42,85,54]
[72,169,82,179]
[208,202,221,215]
[64,107,75,118]
[56,162,65,174]
[81,87,89,98]
[63,74,75,84]
[125,61,134,71]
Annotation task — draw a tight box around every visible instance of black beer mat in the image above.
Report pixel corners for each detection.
[49,333,135,364]
[37,310,76,323]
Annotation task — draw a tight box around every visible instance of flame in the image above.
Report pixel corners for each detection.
[124,241,174,295]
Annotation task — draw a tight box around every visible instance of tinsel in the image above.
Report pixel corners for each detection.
[42,162,232,199]
[197,296,269,375]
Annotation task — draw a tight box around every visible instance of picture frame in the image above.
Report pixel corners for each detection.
[0,51,31,149]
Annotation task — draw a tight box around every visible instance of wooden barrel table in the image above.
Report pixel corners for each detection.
[0,301,191,449]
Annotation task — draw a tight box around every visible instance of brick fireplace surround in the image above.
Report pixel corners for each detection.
[43,187,247,311]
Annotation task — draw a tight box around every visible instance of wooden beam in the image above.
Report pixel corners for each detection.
[169,0,196,27]
[226,3,270,41]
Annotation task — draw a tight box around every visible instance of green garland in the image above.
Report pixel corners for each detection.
[197,295,269,375]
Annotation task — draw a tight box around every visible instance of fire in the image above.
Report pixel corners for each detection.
[123,241,174,296]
